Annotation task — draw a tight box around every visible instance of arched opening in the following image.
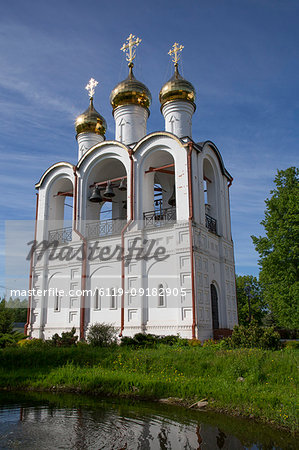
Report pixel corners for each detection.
[210,284,219,330]
[142,149,176,228]
[203,159,217,234]
[85,158,127,239]
[48,177,74,243]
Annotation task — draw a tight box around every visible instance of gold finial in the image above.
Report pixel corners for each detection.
[120,34,142,66]
[168,42,184,66]
[85,78,98,99]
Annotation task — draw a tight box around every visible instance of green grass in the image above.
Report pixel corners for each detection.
[0,345,298,432]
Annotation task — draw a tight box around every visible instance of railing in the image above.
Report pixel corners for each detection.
[48,227,72,244]
[85,219,126,239]
[143,207,176,228]
[205,214,217,234]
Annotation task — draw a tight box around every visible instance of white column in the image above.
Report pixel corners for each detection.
[114,104,149,145]
[162,101,195,139]
[77,133,104,160]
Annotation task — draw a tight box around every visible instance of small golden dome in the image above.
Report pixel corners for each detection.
[75,97,107,137]
[159,65,196,109]
[110,64,151,112]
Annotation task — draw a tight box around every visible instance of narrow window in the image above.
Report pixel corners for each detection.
[54,294,60,311]
[94,288,100,310]
[204,179,209,205]
[158,283,165,307]
[110,289,117,309]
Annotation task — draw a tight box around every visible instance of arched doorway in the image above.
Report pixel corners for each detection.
[210,284,219,330]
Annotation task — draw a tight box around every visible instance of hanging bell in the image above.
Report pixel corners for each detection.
[168,185,176,207]
[119,178,127,191]
[103,180,115,198]
[89,186,102,203]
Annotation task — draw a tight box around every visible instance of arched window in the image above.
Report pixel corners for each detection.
[203,159,217,234]
[210,284,219,329]
[48,177,74,243]
[142,150,176,228]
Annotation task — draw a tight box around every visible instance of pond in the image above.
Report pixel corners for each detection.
[0,392,297,449]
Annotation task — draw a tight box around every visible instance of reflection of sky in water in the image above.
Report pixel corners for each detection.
[0,394,297,450]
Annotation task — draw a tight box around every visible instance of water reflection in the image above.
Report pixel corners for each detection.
[0,392,296,449]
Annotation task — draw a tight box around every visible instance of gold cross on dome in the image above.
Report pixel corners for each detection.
[168,42,184,65]
[121,34,142,65]
[85,78,98,98]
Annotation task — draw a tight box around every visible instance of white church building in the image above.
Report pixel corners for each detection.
[26,36,238,341]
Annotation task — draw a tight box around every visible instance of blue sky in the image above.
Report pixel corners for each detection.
[1,0,298,296]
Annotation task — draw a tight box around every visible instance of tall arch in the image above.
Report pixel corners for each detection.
[210,283,219,330]
[203,157,220,235]
[45,175,74,242]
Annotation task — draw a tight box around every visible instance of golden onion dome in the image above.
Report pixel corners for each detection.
[159,64,196,109]
[110,64,151,112]
[75,97,107,137]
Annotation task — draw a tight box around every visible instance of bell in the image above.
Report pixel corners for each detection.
[119,178,127,191]
[89,186,102,203]
[168,185,176,207]
[103,180,115,198]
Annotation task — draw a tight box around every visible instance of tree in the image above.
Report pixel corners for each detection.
[235,275,266,326]
[87,323,117,347]
[0,299,15,334]
[5,297,28,322]
[251,167,299,329]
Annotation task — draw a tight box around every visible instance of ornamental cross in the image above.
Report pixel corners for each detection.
[85,78,98,98]
[168,42,184,65]
[121,34,142,65]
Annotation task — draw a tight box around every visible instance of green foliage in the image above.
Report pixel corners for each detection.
[87,323,117,347]
[251,167,299,329]
[0,346,298,431]
[0,299,25,348]
[227,322,281,350]
[120,333,189,348]
[4,297,28,323]
[0,299,15,334]
[51,327,78,347]
[202,339,230,350]
[235,275,266,325]
[0,334,16,348]
[0,332,24,348]
[17,338,46,348]
[284,340,299,350]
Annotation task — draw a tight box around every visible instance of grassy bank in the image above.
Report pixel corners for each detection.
[0,346,298,432]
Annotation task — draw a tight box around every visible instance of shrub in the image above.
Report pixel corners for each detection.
[17,338,46,348]
[227,322,281,350]
[284,340,299,350]
[0,332,24,348]
[202,339,229,350]
[0,334,17,348]
[120,333,189,348]
[51,327,78,347]
[87,323,117,347]
[161,335,189,346]
[188,339,201,347]
[120,333,157,347]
